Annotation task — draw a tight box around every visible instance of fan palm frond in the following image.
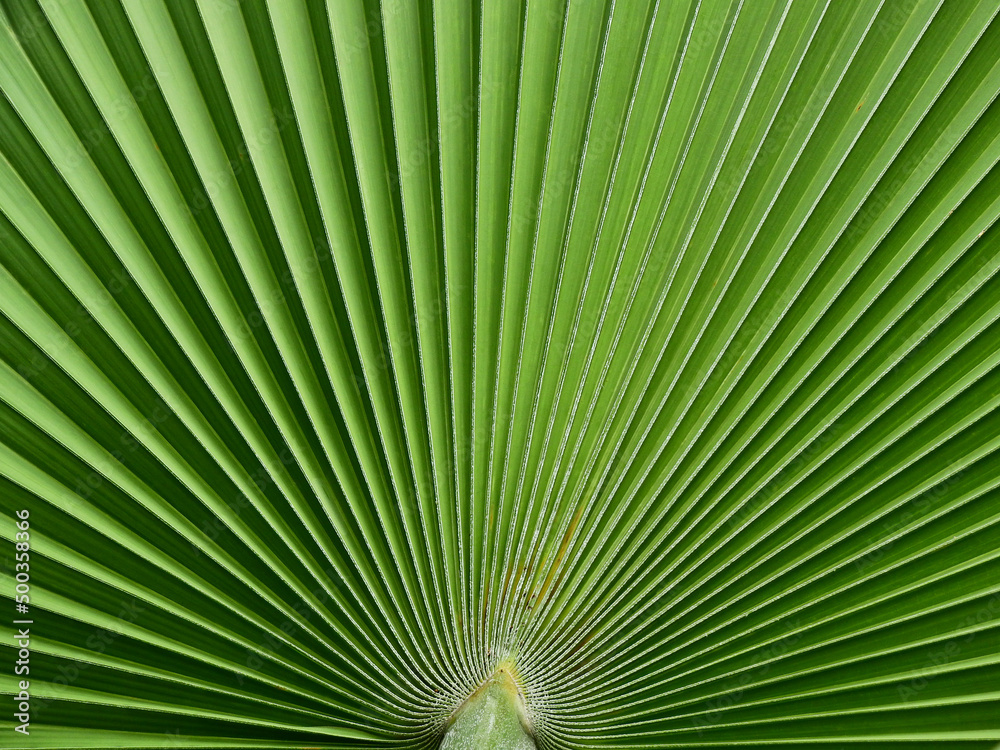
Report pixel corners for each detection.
[1,0,999,748]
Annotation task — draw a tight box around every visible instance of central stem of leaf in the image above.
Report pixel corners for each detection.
[440,666,536,749]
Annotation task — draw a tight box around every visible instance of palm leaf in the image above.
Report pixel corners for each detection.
[1,0,999,748]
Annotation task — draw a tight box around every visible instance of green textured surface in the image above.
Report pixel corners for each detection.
[0,0,998,748]
[440,670,535,750]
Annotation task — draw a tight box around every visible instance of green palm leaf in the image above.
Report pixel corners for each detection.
[1,0,999,747]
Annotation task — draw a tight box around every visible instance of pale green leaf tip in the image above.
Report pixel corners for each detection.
[440,667,536,750]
